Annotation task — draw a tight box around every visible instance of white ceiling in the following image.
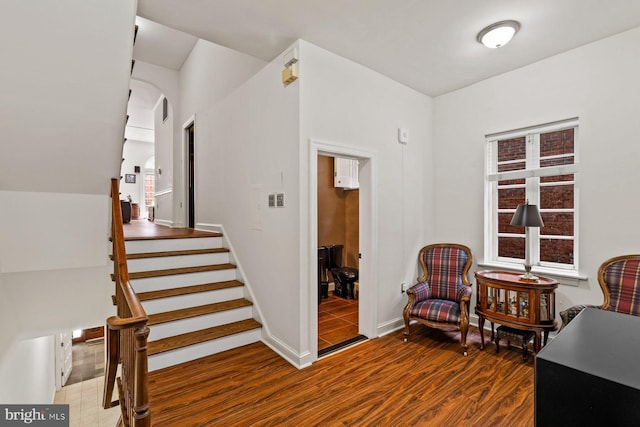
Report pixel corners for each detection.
[133,17,198,71]
[136,0,640,97]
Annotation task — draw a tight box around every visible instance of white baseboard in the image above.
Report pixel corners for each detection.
[195,222,223,233]
[153,219,173,228]
[261,334,312,370]
[377,317,405,337]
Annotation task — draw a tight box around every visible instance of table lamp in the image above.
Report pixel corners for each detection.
[510,201,544,281]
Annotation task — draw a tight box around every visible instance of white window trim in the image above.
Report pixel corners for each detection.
[484,118,582,281]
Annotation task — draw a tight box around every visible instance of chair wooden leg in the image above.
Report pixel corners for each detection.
[402,319,410,342]
[460,323,469,356]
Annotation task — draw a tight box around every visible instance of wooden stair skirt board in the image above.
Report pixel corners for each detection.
[116,232,262,372]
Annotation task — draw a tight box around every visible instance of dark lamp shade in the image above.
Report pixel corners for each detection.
[510,203,544,227]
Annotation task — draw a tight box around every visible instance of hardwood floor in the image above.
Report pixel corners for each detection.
[123,219,219,240]
[318,294,359,351]
[148,325,534,426]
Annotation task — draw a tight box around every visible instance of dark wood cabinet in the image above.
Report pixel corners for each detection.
[475,270,558,352]
[535,308,640,426]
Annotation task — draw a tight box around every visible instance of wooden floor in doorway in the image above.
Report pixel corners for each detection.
[318,293,359,352]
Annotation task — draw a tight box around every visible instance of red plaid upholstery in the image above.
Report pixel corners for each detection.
[403,243,472,353]
[560,256,640,330]
[411,299,460,324]
[409,281,431,302]
[603,259,640,316]
[422,246,469,301]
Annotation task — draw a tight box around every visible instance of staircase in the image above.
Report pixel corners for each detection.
[122,231,262,371]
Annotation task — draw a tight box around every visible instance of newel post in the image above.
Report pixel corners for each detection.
[133,325,150,427]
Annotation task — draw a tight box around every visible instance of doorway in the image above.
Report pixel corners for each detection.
[317,155,362,355]
[186,122,195,228]
[309,140,378,362]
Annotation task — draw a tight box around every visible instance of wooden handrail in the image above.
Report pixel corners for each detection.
[104,178,150,427]
[109,180,146,321]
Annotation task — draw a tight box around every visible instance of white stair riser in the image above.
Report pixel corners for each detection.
[148,329,262,371]
[141,287,245,314]
[127,252,230,272]
[148,307,253,341]
[130,269,237,293]
[125,237,222,254]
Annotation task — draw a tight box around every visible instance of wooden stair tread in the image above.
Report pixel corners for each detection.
[124,248,229,260]
[127,264,236,280]
[110,248,228,261]
[124,231,222,241]
[138,280,243,301]
[148,319,262,356]
[147,299,252,326]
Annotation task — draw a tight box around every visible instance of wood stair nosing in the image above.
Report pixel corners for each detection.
[125,248,229,260]
[137,280,244,302]
[148,318,262,356]
[147,298,253,326]
[120,263,236,281]
[124,232,223,242]
[109,248,229,261]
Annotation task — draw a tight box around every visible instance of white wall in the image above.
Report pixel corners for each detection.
[0,191,113,335]
[0,192,113,401]
[189,39,432,366]
[132,61,180,226]
[153,97,175,225]
[179,39,267,124]
[0,192,109,273]
[144,38,266,228]
[193,44,301,359]
[433,27,640,317]
[0,274,17,362]
[121,139,154,215]
[0,336,55,404]
[0,0,134,403]
[0,0,134,196]
[299,40,433,339]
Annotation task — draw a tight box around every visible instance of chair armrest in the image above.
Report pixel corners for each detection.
[456,285,472,303]
[406,282,430,303]
[559,304,598,331]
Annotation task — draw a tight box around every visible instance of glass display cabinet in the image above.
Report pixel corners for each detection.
[475,270,558,352]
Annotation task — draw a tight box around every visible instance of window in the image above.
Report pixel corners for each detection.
[144,171,155,208]
[162,97,168,123]
[485,118,578,273]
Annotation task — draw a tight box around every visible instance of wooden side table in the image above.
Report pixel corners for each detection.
[475,270,558,353]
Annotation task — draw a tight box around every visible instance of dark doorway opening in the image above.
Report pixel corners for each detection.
[187,123,195,228]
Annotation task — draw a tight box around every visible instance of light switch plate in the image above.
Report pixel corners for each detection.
[398,127,409,144]
[276,193,285,207]
[268,193,276,208]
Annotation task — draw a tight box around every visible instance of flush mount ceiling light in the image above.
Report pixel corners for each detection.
[477,20,520,48]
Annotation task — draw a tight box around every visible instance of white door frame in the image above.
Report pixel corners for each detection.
[182,115,196,228]
[54,331,72,390]
[308,140,378,361]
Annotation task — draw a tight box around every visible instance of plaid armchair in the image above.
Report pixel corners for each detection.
[560,255,640,330]
[403,243,473,355]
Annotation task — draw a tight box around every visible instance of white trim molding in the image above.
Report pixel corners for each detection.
[308,139,379,364]
[154,188,173,197]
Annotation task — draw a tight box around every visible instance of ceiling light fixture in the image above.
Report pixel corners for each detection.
[477,20,520,49]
